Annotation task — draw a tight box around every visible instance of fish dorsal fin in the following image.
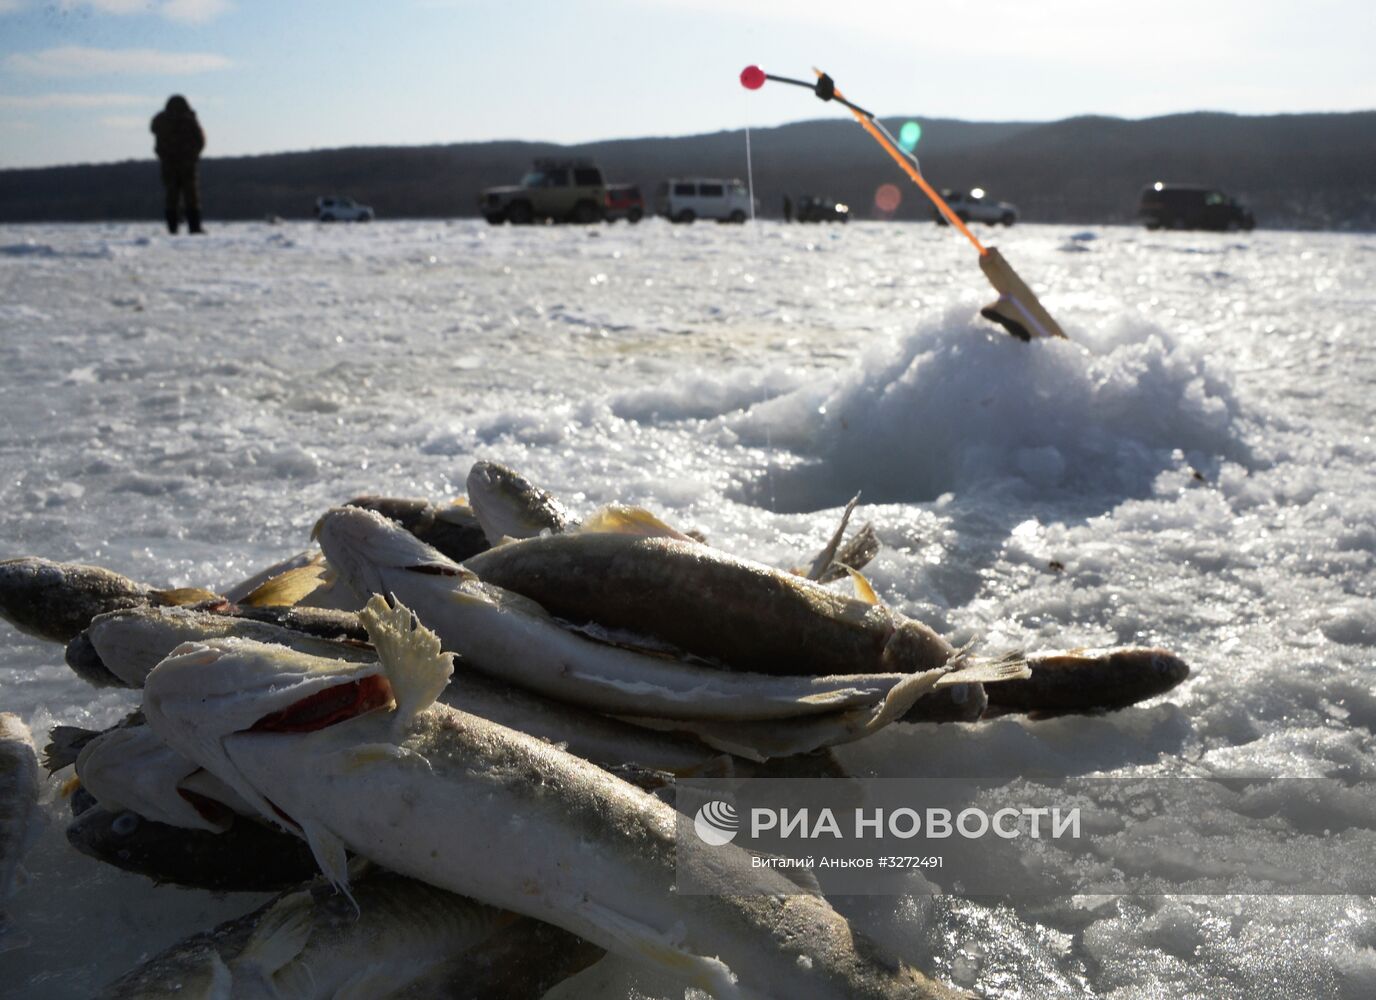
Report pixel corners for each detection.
[151,586,223,607]
[359,595,452,737]
[240,561,328,608]
[232,890,314,977]
[934,649,1030,687]
[579,504,694,541]
[841,565,880,605]
[805,492,860,581]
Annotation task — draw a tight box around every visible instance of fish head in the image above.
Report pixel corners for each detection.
[1109,647,1192,693]
[143,637,393,833]
[75,724,241,833]
[465,460,570,542]
[314,505,474,602]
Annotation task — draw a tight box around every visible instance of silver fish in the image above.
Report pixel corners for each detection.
[316,507,970,724]
[141,601,973,1000]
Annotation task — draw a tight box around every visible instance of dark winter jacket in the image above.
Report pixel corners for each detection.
[150,96,205,168]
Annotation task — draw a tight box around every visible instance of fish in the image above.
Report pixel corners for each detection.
[983,646,1191,716]
[0,557,152,643]
[99,867,604,1000]
[459,523,964,679]
[141,598,974,1000]
[223,603,370,642]
[465,460,576,543]
[1,713,39,953]
[76,605,376,688]
[67,800,321,893]
[61,719,321,891]
[67,602,369,689]
[315,507,996,723]
[347,494,492,563]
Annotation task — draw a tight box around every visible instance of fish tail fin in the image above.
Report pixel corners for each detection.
[358,594,453,736]
[232,889,314,976]
[42,725,100,773]
[804,492,860,581]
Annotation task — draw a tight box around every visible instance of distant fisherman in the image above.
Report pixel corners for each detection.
[151,94,206,235]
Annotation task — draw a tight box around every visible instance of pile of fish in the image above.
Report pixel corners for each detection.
[0,461,1191,998]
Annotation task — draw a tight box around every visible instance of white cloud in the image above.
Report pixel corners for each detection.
[5,46,233,77]
[53,0,233,21]
[160,0,233,23]
[0,92,148,109]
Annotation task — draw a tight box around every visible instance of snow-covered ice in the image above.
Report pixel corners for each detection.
[1,219,1374,997]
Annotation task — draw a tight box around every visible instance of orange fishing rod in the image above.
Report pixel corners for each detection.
[741,65,1067,341]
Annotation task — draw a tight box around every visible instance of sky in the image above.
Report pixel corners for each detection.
[0,0,1372,169]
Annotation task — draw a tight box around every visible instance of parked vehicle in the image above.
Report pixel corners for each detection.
[795,195,849,223]
[480,159,607,225]
[315,196,373,222]
[1139,183,1254,231]
[655,178,755,223]
[604,184,644,223]
[934,188,1017,226]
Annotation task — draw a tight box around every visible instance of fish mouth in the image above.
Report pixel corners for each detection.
[247,673,394,734]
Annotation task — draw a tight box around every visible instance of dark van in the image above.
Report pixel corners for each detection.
[1139,183,1254,231]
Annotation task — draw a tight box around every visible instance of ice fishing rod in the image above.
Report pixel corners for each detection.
[741,65,1068,342]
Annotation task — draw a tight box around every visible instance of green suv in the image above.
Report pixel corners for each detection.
[480,159,607,225]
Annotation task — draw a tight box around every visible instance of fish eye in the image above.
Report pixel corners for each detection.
[112,811,141,836]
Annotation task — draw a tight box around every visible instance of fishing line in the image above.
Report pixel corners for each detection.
[739,64,1068,341]
[744,123,757,225]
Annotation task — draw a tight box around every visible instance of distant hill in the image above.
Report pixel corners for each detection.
[1,111,1372,229]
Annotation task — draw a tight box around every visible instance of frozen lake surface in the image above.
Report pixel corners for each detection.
[1,219,1374,997]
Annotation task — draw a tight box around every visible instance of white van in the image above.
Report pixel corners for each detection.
[314,196,374,222]
[655,178,755,224]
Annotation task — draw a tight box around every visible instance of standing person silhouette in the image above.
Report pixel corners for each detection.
[150,95,206,234]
